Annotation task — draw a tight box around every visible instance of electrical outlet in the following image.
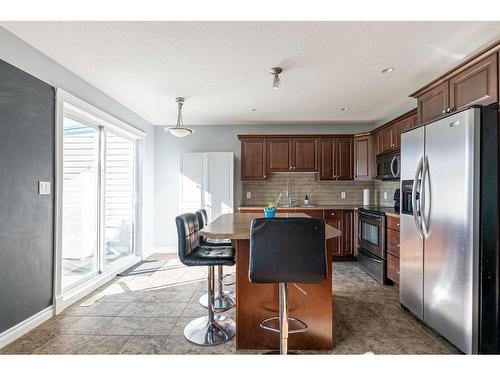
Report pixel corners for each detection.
[341,192,346,199]
[383,191,388,200]
[39,181,51,195]
[246,191,252,199]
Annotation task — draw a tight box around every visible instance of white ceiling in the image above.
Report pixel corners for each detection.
[2,21,500,126]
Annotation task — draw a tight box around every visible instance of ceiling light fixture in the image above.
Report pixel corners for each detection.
[166,97,194,138]
[340,107,350,111]
[270,67,283,90]
[251,108,259,112]
[381,67,395,74]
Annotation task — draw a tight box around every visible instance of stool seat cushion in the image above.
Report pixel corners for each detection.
[183,245,235,267]
[202,238,232,246]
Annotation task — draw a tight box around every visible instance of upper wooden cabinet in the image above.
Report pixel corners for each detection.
[449,53,498,111]
[266,138,291,172]
[353,134,370,180]
[318,138,334,180]
[412,47,499,125]
[416,81,449,124]
[266,137,317,172]
[373,109,417,156]
[318,137,353,181]
[292,138,317,172]
[240,137,266,180]
[381,125,396,151]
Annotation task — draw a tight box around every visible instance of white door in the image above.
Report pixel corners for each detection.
[206,153,234,221]
[179,153,207,214]
[179,152,234,221]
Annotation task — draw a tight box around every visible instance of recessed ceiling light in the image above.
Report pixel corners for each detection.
[340,107,350,111]
[251,108,259,112]
[381,67,395,74]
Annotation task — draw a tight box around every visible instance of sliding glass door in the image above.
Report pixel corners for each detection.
[62,117,100,291]
[61,115,137,292]
[104,132,136,266]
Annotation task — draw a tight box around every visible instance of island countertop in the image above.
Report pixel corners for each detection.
[199,212,341,240]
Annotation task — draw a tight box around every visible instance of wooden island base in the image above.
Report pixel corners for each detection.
[234,239,333,350]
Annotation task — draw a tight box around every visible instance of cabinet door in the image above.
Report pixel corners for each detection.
[342,210,354,256]
[394,117,412,148]
[334,138,353,180]
[354,135,370,180]
[241,138,266,180]
[416,81,449,124]
[266,138,291,172]
[318,138,334,180]
[380,125,395,152]
[370,131,380,179]
[449,53,498,111]
[325,217,342,256]
[292,138,317,172]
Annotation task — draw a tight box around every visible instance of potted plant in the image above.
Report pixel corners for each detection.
[264,193,281,218]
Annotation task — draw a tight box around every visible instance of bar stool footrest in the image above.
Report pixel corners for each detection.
[222,272,236,287]
[259,316,308,334]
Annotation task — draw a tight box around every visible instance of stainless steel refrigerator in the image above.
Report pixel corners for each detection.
[399,104,500,354]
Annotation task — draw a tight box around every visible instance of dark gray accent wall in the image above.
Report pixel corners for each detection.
[0,59,55,332]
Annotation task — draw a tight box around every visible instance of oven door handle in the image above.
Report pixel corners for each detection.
[412,157,424,238]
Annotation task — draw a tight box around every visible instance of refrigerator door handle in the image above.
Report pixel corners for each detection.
[421,156,430,239]
[412,157,424,238]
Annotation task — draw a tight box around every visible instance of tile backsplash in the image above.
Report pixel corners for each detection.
[242,173,399,206]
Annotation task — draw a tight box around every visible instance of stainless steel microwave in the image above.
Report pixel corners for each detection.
[376,148,400,180]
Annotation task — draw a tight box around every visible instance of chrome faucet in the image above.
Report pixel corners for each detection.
[286,176,295,207]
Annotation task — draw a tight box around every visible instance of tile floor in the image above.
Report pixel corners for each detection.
[0,255,459,355]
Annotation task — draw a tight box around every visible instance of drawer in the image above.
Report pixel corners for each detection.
[324,209,342,219]
[295,209,324,218]
[386,228,400,257]
[387,253,400,284]
[239,208,262,213]
[386,215,400,231]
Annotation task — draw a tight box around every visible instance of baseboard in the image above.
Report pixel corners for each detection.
[152,246,177,254]
[0,306,54,349]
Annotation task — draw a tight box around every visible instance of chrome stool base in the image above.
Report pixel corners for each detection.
[184,315,236,346]
[199,292,236,311]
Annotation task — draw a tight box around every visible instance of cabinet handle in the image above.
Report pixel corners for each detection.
[397,243,400,248]
[447,107,451,113]
[397,223,400,227]
[442,110,446,114]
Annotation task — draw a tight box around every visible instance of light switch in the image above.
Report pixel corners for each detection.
[246,192,252,199]
[39,181,51,195]
[341,192,346,199]
[383,191,388,200]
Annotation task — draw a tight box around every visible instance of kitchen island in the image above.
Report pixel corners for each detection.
[200,212,341,351]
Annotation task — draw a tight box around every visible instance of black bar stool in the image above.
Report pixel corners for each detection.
[175,213,236,345]
[195,209,236,311]
[249,217,327,354]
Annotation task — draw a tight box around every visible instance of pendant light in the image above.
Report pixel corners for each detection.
[166,97,194,137]
[270,67,283,90]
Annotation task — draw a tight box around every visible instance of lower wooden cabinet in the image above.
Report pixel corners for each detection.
[325,209,355,259]
[385,215,400,284]
[387,253,400,285]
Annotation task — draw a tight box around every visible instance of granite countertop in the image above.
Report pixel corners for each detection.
[239,205,361,210]
[239,205,401,217]
[200,213,341,240]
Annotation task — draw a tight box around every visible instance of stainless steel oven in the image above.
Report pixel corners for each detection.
[357,208,386,283]
[376,148,400,180]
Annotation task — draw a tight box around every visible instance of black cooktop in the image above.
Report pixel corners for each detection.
[358,206,400,215]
